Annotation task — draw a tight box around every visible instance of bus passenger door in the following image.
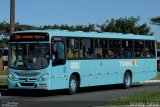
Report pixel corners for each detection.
[51,39,67,90]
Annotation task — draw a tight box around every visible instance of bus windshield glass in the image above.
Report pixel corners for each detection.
[9,43,50,70]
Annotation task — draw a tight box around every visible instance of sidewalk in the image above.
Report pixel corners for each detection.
[143,80,160,83]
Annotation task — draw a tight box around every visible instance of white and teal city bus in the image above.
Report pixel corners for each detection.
[8,30,157,94]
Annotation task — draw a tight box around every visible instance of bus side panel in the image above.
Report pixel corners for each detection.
[95,60,119,85]
[132,59,157,82]
[69,60,96,87]
[94,59,157,86]
[78,60,118,87]
[51,65,69,90]
[51,58,157,90]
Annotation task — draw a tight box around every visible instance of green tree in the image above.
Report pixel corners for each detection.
[151,17,160,25]
[0,17,153,37]
[0,21,10,35]
[0,40,8,48]
[98,17,153,35]
[40,24,95,32]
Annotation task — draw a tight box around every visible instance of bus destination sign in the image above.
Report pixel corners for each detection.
[10,33,49,42]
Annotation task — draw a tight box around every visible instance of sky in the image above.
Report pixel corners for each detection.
[0,0,160,39]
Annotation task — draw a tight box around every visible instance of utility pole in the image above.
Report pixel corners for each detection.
[10,0,15,34]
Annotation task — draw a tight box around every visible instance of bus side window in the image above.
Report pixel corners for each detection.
[145,41,155,58]
[67,49,73,59]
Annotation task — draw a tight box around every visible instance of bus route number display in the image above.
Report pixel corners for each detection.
[10,33,49,42]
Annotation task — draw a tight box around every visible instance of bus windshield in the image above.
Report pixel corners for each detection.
[9,43,50,70]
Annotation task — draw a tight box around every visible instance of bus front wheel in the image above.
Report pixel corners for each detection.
[68,75,78,95]
[123,72,132,89]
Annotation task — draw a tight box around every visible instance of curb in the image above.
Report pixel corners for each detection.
[143,80,160,83]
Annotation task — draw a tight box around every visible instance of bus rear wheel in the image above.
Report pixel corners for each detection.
[123,72,132,89]
[68,75,78,95]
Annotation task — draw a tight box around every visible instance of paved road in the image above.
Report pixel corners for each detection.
[0,82,160,107]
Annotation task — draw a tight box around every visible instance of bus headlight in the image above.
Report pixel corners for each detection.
[9,73,18,81]
[38,73,49,81]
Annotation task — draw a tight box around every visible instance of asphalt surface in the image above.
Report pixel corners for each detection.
[0,82,160,107]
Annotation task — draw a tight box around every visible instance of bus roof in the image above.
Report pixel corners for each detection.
[13,30,155,40]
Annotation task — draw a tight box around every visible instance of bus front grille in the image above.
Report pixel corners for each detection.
[18,78,37,81]
[14,72,40,77]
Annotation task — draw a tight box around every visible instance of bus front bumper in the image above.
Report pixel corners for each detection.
[8,79,51,90]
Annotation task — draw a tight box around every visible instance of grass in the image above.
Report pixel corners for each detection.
[0,78,7,91]
[0,70,7,75]
[104,90,160,106]
[0,69,7,90]
[0,79,7,86]
[155,72,160,80]
[119,90,160,102]
[0,58,7,75]
[0,70,7,90]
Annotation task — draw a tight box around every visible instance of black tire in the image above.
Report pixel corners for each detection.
[123,72,132,89]
[68,75,78,95]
